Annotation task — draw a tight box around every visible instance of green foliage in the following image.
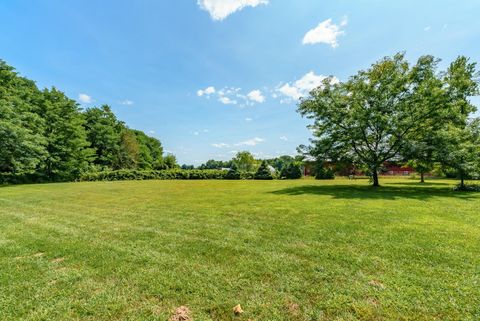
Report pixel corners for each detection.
[232,151,258,172]
[315,163,335,180]
[199,159,231,170]
[298,53,476,187]
[38,88,93,181]
[0,60,47,182]
[254,160,274,180]
[225,163,241,180]
[0,60,170,183]
[280,162,303,179]
[80,169,228,181]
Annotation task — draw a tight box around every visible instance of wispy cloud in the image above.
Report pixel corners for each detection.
[212,143,230,148]
[197,0,268,21]
[277,71,339,102]
[197,86,216,97]
[247,89,265,103]
[235,137,265,146]
[303,17,347,48]
[120,99,134,106]
[78,93,93,104]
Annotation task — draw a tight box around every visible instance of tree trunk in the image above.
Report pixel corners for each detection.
[420,172,425,183]
[461,175,465,189]
[372,168,380,187]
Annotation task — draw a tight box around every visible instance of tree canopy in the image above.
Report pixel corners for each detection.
[298,53,479,186]
[0,60,174,183]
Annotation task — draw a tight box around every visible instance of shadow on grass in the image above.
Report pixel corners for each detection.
[271,184,478,201]
[387,181,451,186]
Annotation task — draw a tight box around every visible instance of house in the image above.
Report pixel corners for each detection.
[303,161,416,177]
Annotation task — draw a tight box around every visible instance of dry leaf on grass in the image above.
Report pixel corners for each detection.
[233,304,244,315]
[368,279,386,289]
[170,306,191,321]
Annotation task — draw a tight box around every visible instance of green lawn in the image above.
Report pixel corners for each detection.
[0,178,479,321]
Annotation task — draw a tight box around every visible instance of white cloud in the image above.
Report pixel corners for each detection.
[212,143,230,148]
[280,136,288,141]
[424,26,431,32]
[247,89,265,103]
[149,130,155,134]
[219,96,237,105]
[194,131,200,136]
[235,137,264,146]
[197,86,216,97]
[197,0,268,21]
[120,99,134,106]
[78,93,93,104]
[245,117,253,122]
[277,71,339,101]
[302,17,347,47]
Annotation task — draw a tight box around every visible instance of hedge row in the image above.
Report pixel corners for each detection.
[79,169,229,181]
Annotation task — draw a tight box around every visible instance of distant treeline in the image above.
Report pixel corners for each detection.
[0,60,177,184]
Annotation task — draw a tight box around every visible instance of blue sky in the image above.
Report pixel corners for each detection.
[1,0,479,165]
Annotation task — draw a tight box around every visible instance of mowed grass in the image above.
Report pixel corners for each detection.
[0,178,479,321]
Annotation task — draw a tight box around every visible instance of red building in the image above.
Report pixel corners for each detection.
[304,161,415,177]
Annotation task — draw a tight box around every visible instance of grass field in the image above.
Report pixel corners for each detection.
[1,178,479,321]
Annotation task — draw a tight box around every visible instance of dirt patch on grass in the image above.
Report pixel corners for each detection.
[51,257,65,263]
[169,306,191,321]
[368,280,386,289]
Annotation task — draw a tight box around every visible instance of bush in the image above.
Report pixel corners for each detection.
[225,165,241,180]
[453,183,480,192]
[254,161,274,180]
[79,169,228,182]
[280,162,303,179]
[315,164,335,180]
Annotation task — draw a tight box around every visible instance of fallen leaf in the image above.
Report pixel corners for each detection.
[233,304,244,315]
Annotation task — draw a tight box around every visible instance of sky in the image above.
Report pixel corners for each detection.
[1,0,479,165]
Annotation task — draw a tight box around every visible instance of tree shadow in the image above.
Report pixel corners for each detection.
[387,181,451,186]
[270,184,478,201]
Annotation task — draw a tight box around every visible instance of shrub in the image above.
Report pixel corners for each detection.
[254,161,274,180]
[79,169,228,182]
[315,164,335,180]
[225,165,241,180]
[280,162,303,179]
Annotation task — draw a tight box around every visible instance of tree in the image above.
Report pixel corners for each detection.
[254,160,274,180]
[38,88,93,180]
[299,54,453,186]
[280,162,303,179]
[133,130,164,170]
[403,135,438,183]
[0,60,47,182]
[232,151,258,172]
[163,154,178,169]
[438,120,480,188]
[118,129,140,169]
[225,163,241,180]
[83,105,123,169]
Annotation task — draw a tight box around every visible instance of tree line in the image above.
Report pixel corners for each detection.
[298,53,480,188]
[0,60,177,184]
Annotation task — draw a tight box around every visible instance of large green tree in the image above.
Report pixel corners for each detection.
[38,88,93,180]
[298,54,458,186]
[0,60,46,182]
[83,105,124,169]
[232,151,258,172]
